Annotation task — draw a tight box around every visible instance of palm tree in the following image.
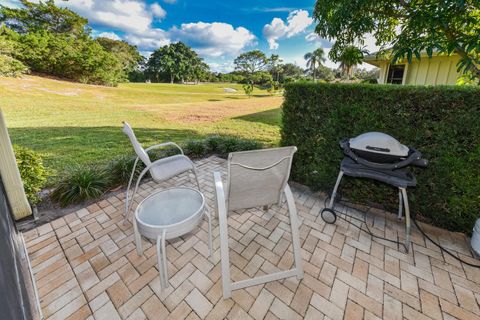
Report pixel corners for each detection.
[331,45,367,79]
[304,48,326,81]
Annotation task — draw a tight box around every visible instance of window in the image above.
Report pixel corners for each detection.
[386,64,405,84]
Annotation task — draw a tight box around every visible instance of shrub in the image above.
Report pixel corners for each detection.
[51,166,111,207]
[204,135,224,152]
[13,145,48,205]
[281,82,480,234]
[108,155,143,187]
[50,135,264,206]
[183,140,208,158]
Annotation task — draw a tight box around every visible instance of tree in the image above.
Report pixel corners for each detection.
[234,50,269,95]
[268,54,283,82]
[304,48,326,81]
[0,33,28,77]
[96,37,143,81]
[315,65,335,82]
[329,45,366,79]
[313,0,480,81]
[282,63,304,80]
[0,0,87,36]
[146,42,207,84]
[234,50,268,76]
[0,0,132,85]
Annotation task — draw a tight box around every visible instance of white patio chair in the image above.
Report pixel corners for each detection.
[213,146,304,299]
[122,122,201,223]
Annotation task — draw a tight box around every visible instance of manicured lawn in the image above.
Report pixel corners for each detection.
[0,75,282,178]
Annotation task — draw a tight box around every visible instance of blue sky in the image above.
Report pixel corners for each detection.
[5,0,376,72]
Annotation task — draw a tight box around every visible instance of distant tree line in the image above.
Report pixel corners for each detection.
[0,0,379,89]
[0,0,142,86]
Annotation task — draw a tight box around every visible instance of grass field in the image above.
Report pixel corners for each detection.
[0,75,282,178]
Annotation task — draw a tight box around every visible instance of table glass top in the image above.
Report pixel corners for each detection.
[136,188,204,226]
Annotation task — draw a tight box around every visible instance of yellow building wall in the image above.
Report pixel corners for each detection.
[404,55,460,85]
[375,55,461,85]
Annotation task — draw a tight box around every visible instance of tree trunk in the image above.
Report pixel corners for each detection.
[170,74,174,84]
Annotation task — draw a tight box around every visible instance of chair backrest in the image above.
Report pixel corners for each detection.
[226,146,297,211]
[122,122,152,166]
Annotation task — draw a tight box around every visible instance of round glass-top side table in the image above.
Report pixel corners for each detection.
[133,187,212,290]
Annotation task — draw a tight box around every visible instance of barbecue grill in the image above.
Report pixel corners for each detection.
[321,132,428,252]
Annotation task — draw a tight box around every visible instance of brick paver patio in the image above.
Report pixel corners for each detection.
[23,156,480,320]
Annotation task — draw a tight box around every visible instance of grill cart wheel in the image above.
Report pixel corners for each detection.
[321,208,337,224]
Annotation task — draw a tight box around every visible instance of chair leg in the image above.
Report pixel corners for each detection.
[192,168,202,191]
[218,203,232,299]
[124,158,140,225]
[284,184,304,280]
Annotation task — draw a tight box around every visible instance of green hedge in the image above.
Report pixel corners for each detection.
[281,82,480,234]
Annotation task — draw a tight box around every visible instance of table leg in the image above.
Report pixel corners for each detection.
[161,230,169,288]
[134,219,143,256]
[157,233,168,291]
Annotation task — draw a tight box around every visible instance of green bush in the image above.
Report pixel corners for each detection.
[51,165,111,207]
[183,140,208,158]
[50,135,264,206]
[0,36,28,77]
[281,82,480,234]
[108,155,143,187]
[13,145,48,205]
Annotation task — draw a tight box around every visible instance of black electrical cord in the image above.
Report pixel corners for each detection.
[411,216,480,268]
[325,187,480,268]
[323,192,408,252]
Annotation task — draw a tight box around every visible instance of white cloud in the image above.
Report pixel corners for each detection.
[263,10,313,50]
[52,1,254,58]
[305,32,320,43]
[207,61,235,73]
[150,3,166,19]
[57,0,157,34]
[124,28,170,50]
[97,31,121,40]
[170,22,256,57]
[1,0,22,8]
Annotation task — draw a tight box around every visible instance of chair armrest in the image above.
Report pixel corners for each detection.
[145,142,184,155]
[213,172,227,218]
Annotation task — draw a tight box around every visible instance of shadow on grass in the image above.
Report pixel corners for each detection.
[233,108,281,126]
[9,126,204,177]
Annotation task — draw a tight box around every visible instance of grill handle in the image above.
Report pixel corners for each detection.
[412,158,428,168]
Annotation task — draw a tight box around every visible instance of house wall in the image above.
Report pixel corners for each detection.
[404,55,461,85]
[374,55,461,85]
[0,176,35,320]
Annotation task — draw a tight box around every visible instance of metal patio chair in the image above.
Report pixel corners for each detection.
[122,122,201,223]
[213,147,304,299]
